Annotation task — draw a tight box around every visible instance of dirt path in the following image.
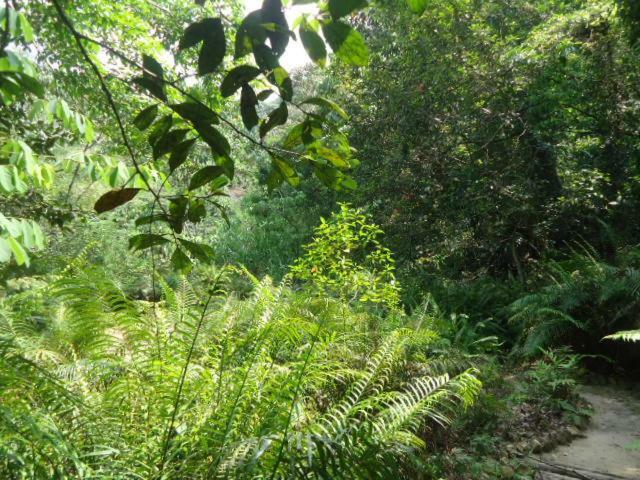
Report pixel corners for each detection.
[539,385,640,479]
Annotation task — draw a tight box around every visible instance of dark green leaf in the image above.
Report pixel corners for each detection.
[189,165,226,191]
[257,89,274,101]
[153,129,189,160]
[187,199,207,223]
[322,21,369,66]
[142,54,164,79]
[135,214,169,226]
[179,239,214,263]
[195,123,230,156]
[132,76,167,101]
[329,0,368,19]
[94,188,141,214]
[133,105,159,131]
[170,102,218,124]
[261,0,289,56]
[220,65,261,97]
[253,43,279,72]
[300,24,327,67]
[148,115,173,147]
[129,234,169,251]
[171,247,193,273]
[240,84,259,130]
[259,102,288,139]
[169,139,196,172]
[180,18,226,74]
[235,10,267,59]
[198,18,226,75]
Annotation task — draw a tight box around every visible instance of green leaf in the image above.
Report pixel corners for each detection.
[148,115,173,147]
[168,196,188,233]
[189,165,226,191]
[301,96,349,120]
[215,155,235,180]
[261,0,289,56]
[94,188,141,214]
[235,10,267,59]
[220,65,261,97]
[180,18,226,74]
[153,129,189,160]
[171,247,193,273]
[300,23,327,67]
[129,234,169,251]
[7,236,28,266]
[142,54,164,79]
[240,84,259,130]
[179,20,210,50]
[179,239,214,263]
[170,102,219,124]
[198,19,226,75]
[133,76,167,101]
[135,214,170,227]
[271,66,292,101]
[0,166,14,193]
[406,0,428,14]
[272,154,300,187]
[0,238,11,263]
[328,0,368,19]
[187,199,207,223]
[259,102,288,139]
[322,21,369,66]
[169,139,196,172]
[195,123,230,156]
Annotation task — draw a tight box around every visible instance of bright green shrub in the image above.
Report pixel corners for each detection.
[291,204,401,310]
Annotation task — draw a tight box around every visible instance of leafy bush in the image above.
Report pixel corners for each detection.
[291,204,401,310]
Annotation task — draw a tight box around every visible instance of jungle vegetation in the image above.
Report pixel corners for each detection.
[1,0,639,478]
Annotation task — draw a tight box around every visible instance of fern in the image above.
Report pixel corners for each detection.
[603,330,640,342]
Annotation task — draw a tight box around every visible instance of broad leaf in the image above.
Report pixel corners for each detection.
[328,0,368,19]
[189,165,226,191]
[322,21,369,66]
[133,105,158,131]
[220,65,261,97]
[94,188,141,214]
[261,0,289,56]
[301,96,349,119]
[240,84,259,130]
[260,102,288,139]
[169,139,196,172]
[300,23,327,67]
[179,238,214,263]
[129,233,169,251]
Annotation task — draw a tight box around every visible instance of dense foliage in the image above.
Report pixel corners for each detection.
[1,0,640,478]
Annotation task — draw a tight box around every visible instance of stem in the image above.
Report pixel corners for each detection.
[50,0,170,216]
[157,268,226,476]
[269,328,321,480]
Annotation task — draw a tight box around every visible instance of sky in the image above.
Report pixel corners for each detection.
[243,0,312,70]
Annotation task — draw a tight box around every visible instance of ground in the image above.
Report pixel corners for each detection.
[538,384,640,480]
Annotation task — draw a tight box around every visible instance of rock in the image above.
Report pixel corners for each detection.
[501,465,516,478]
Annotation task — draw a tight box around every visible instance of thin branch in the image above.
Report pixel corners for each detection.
[57,24,305,159]
[50,0,167,212]
[158,268,226,477]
